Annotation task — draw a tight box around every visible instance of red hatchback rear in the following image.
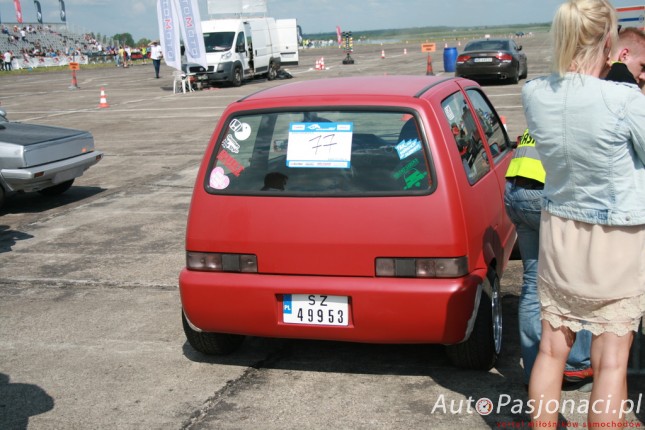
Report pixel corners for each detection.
[179,75,516,370]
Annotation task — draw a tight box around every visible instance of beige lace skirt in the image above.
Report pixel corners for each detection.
[537,211,645,336]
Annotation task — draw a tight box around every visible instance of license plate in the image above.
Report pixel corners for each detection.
[283,294,348,326]
[474,57,494,62]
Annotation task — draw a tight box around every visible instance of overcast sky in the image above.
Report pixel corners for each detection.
[0,0,640,42]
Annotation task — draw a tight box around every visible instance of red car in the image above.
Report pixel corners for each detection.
[179,75,516,370]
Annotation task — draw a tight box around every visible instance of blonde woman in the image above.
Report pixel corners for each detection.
[522,0,645,426]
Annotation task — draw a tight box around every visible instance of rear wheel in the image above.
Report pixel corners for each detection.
[520,62,528,79]
[510,65,520,84]
[267,61,277,81]
[182,310,245,355]
[445,269,502,370]
[38,179,74,196]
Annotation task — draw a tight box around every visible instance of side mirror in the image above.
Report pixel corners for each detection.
[517,45,523,51]
[512,135,521,149]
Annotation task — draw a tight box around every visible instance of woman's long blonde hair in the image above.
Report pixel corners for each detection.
[551,0,618,76]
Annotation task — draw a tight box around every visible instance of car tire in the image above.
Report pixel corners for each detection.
[445,269,502,370]
[37,179,74,196]
[232,66,243,87]
[520,63,528,79]
[267,61,277,81]
[510,66,520,84]
[182,310,245,355]
[0,185,5,210]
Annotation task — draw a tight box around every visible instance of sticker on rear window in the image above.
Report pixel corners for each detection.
[216,149,244,177]
[395,138,422,160]
[229,119,252,141]
[393,158,428,190]
[222,134,240,154]
[209,167,230,190]
[286,122,353,168]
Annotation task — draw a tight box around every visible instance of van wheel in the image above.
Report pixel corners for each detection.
[232,66,243,87]
[267,62,277,81]
[182,310,245,355]
[38,179,74,196]
[445,269,502,370]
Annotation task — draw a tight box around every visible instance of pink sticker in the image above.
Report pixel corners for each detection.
[209,167,230,190]
[216,150,244,177]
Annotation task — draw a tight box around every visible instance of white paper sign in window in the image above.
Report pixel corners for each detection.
[286,122,353,168]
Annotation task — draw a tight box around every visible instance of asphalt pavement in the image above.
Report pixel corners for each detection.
[1,31,643,429]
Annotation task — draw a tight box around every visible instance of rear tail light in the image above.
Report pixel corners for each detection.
[186,252,258,273]
[496,53,513,63]
[456,55,470,64]
[375,257,468,278]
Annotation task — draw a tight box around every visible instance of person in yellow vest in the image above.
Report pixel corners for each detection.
[504,129,592,390]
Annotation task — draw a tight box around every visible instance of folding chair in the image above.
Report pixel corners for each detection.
[172,70,193,94]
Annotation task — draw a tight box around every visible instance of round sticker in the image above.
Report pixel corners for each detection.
[209,167,230,190]
[475,398,493,416]
[234,123,252,141]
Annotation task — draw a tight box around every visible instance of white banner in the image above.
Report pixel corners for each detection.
[12,55,89,70]
[174,0,207,69]
[157,0,182,71]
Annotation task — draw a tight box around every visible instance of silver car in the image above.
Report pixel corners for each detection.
[0,108,103,209]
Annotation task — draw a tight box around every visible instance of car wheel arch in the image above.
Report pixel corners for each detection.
[445,264,502,370]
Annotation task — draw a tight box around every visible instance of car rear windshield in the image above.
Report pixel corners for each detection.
[465,40,509,51]
[204,110,434,196]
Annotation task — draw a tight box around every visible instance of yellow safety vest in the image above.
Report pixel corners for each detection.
[505,129,546,183]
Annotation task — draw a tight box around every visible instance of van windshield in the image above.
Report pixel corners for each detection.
[203,31,235,52]
[204,110,434,196]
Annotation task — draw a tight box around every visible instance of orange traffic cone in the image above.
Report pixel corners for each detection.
[320,57,325,69]
[500,115,507,131]
[404,48,407,55]
[381,49,385,59]
[315,58,320,70]
[98,88,109,108]
[426,54,434,76]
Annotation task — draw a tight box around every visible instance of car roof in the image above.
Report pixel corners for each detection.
[240,75,453,102]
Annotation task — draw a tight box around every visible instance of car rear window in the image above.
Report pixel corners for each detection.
[204,110,434,196]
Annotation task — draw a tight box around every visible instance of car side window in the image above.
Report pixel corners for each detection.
[465,89,511,164]
[441,91,490,185]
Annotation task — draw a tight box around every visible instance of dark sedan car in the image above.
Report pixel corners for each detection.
[455,38,528,84]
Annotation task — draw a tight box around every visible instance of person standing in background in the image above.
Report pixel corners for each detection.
[604,27,645,88]
[523,0,645,426]
[504,130,592,392]
[150,41,163,79]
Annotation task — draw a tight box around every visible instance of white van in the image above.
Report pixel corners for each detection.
[191,18,282,86]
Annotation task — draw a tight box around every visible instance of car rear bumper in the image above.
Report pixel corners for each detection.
[1,151,103,192]
[455,62,517,80]
[179,268,486,345]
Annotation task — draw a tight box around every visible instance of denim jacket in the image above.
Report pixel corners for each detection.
[522,73,645,226]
